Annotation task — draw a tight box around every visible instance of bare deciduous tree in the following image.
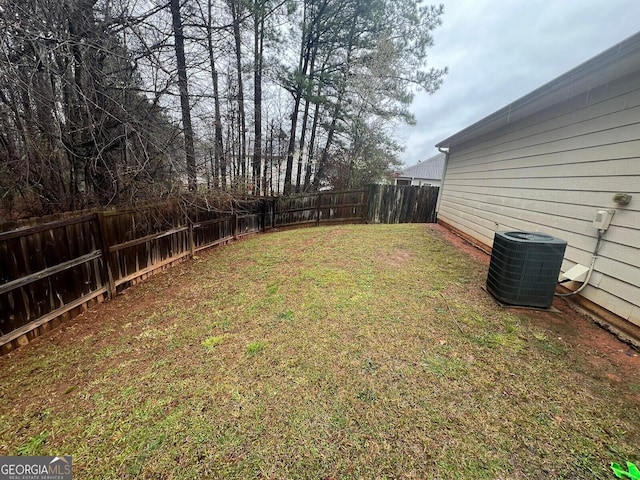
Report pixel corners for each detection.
[0,0,446,219]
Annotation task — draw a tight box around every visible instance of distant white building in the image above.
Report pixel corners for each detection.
[394,153,446,187]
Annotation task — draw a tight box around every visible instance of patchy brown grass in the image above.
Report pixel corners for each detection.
[0,224,639,479]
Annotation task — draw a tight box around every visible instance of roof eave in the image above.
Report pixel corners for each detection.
[436,31,640,149]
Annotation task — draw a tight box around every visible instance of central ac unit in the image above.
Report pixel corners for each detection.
[486,231,567,308]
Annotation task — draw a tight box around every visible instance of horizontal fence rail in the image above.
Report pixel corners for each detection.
[0,214,107,349]
[0,185,438,354]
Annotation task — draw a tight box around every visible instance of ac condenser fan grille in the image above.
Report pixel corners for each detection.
[486,231,567,308]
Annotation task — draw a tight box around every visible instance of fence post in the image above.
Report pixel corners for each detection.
[188,223,195,257]
[186,207,195,257]
[272,197,276,228]
[315,192,321,226]
[95,212,116,299]
[366,184,378,224]
[362,188,369,223]
[232,213,238,240]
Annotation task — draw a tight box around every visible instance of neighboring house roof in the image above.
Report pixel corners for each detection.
[398,153,446,180]
[436,31,640,149]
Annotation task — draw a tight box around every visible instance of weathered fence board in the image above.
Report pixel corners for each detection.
[0,251,102,296]
[1,186,438,354]
[274,193,319,227]
[366,185,439,224]
[273,190,367,227]
[193,218,234,252]
[318,190,367,225]
[0,214,106,352]
[236,214,262,238]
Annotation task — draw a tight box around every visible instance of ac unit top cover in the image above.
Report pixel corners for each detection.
[499,231,566,244]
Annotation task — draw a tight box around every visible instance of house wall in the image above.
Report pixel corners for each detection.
[438,71,640,328]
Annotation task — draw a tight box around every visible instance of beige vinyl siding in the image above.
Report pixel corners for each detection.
[438,80,640,328]
[447,70,640,161]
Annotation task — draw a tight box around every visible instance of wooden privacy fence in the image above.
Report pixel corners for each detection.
[0,185,438,354]
[274,189,368,227]
[367,184,439,224]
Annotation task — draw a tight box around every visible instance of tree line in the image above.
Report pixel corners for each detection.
[0,0,446,217]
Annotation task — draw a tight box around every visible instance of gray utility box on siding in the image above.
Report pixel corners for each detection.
[486,231,567,309]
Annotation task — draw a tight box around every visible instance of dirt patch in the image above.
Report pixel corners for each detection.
[428,223,640,382]
[427,223,490,265]
[377,249,411,268]
[8,266,186,359]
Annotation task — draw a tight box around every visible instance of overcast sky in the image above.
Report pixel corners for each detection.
[397,0,640,166]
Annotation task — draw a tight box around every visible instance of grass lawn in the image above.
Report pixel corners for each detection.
[1,224,639,479]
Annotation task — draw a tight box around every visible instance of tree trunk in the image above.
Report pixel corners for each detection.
[314,3,359,190]
[304,50,331,191]
[295,40,317,193]
[207,0,225,190]
[170,0,197,191]
[230,0,247,189]
[303,98,321,191]
[268,121,274,195]
[284,0,315,195]
[253,5,264,195]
